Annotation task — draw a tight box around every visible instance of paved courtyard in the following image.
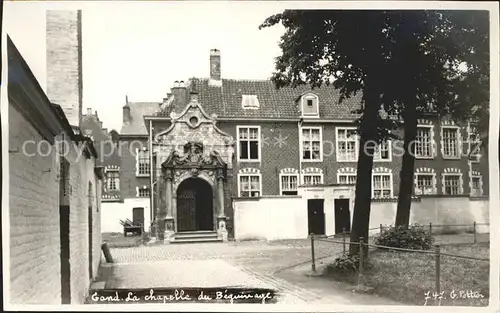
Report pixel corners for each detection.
[97,239,401,305]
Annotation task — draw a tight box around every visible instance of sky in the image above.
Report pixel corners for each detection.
[4,1,498,133]
[4,1,288,132]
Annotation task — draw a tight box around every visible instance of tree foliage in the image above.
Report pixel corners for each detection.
[260,9,489,253]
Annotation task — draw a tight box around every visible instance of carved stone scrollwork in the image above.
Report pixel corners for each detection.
[163,141,226,168]
[191,168,199,177]
[164,168,173,180]
[216,168,225,181]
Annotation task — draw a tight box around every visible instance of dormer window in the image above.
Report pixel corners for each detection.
[301,93,319,117]
[242,95,259,109]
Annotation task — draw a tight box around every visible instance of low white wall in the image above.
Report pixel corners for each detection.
[371,196,489,234]
[233,191,490,240]
[101,198,151,233]
[233,196,307,241]
[369,201,398,235]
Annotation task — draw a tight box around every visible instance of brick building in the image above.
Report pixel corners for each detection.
[114,49,489,242]
[7,34,103,304]
[81,110,123,229]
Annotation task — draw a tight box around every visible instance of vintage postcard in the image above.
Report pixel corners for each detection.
[2,1,499,312]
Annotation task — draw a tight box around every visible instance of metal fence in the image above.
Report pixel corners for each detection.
[368,221,490,240]
[309,222,490,297]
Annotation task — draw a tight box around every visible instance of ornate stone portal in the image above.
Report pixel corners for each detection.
[153,93,234,242]
[160,142,228,241]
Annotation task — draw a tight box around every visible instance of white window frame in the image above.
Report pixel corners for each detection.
[135,148,150,177]
[336,127,359,162]
[372,171,393,198]
[468,122,482,163]
[302,174,324,186]
[470,175,483,197]
[236,126,261,163]
[301,93,319,117]
[374,140,392,162]
[415,125,435,159]
[238,170,262,198]
[442,173,463,195]
[301,168,324,186]
[337,174,357,185]
[300,126,323,162]
[279,172,299,196]
[136,186,150,198]
[441,126,461,159]
[242,95,260,109]
[106,169,120,191]
[414,173,437,195]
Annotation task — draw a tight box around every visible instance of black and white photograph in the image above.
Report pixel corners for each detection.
[2,1,499,311]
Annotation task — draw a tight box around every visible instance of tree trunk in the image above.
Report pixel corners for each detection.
[349,91,380,257]
[395,103,418,228]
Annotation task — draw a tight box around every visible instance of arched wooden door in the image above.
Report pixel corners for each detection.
[177,178,213,232]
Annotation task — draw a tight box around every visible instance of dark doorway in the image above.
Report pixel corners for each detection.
[132,207,145,227]
[59,157,71,304]
[177,178,214,232]
[334,199,351,234]
[88,182,93,280]
[307,199,325,235]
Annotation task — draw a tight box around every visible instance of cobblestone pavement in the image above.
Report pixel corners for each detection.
[102,239,384,304]
[103,235,482,305]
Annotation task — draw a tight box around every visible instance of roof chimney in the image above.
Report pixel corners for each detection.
[209,49,221,82]
[171,80,188,108]
[46,10,83,128]
[123,97,131,124]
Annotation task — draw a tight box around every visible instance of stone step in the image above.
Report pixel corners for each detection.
[174,231,219,240]
[176,230,217,235]
[170,237,223,244]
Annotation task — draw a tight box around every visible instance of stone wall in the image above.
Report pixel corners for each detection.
[9,104,62,304]
[8,104,102,304]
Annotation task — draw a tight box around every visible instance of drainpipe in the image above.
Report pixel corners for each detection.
[298,118,304,184]
[149,119,154,226]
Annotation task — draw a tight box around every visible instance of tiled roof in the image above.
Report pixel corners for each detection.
[120,102,161,135]
[122,78,363,135]
[196,78,362,119]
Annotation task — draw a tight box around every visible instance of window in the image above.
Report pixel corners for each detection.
[136,149,150,176]
[415,126,433,158]
[237,126,260,161]
[301,93,319,116]
[242,95,259,109]
[442,127,460,158]
[443,175,461,195]
[415,174,435,195]
[374,140,391,161]
[372,174,392,198]
[138,187,150,198]
[471,176,483,196]
[301,127,322,161]
[468,124,481,162]
[303,175,323,186]
[336,128,358,162]
[280,174,298,195]
[239,175,261,197]
[338,174,357,185]
[106,171,120,191]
